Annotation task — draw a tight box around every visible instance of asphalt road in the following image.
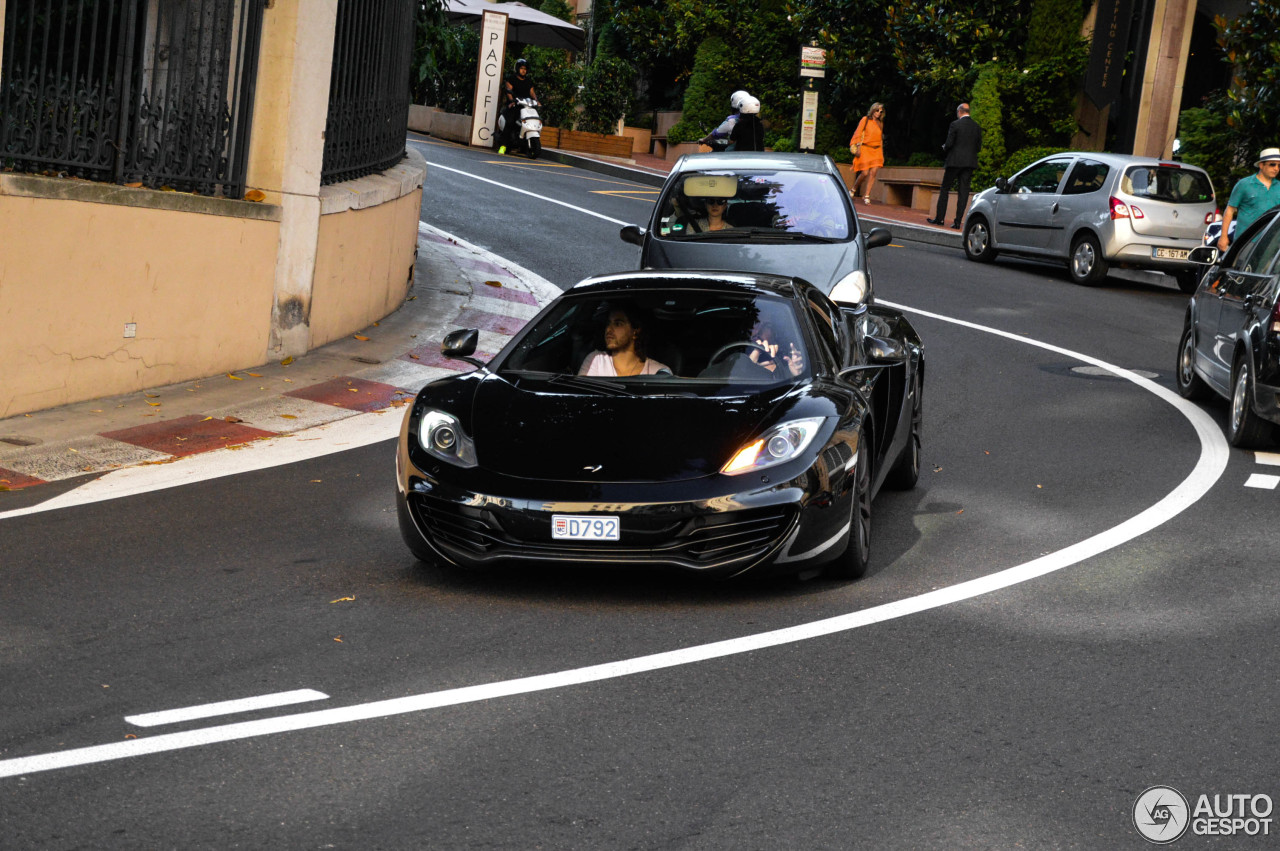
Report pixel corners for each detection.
[2,138,1278,850]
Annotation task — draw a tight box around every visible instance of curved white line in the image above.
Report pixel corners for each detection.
[0,306,1229,779]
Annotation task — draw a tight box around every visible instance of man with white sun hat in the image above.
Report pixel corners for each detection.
[1218,147,1280,252]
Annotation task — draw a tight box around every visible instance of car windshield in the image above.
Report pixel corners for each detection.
[654,170,852,241]
[1121,166,1213,203]
[498,288,812,391]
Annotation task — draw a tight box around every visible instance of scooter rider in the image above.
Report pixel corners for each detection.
[700,90,750,152]
[499,58,538,152]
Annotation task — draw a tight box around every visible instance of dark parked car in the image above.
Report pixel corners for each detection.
[1177,206,1280,447]
[620,152,893,305]
[397,270,924,579]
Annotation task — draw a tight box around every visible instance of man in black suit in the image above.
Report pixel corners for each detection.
[928,103,983,228]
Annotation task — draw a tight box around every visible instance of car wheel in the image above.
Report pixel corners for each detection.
[1174,269,1201,294]
[824,429,871,579]
[1068,233,1109,285]
[1176,324,1212,401]
[1228,356,1273,448]
[528,137,541,159]
[963,217,998,262]
[884,373,922,490]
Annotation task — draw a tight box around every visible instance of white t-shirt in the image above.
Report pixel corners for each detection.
[579,351,671,376]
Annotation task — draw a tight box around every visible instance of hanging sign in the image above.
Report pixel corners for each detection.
[1084,0,1132,109]
[471,11,509,147]
[800,46,827,79]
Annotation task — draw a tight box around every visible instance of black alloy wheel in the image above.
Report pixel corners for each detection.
[1228,356,1273,448]
[1175,324,1212,401]
[825,429,872,579]
[963,216,998,262]
[884,373,922,490]
[1068,233,1109,285]
[1174,269,1201,294]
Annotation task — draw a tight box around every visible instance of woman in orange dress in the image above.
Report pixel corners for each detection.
[849,103,885,205]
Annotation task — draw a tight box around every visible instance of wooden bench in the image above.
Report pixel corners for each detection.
[878,177,941,211]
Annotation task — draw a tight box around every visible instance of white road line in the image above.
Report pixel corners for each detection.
[413,150,631,227]
[0,306,1230,780]
[1244,473,1280,489]
[1255,451,1280,467]
[125,689,329,727]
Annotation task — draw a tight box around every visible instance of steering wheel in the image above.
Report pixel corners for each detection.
[707,341,770,365]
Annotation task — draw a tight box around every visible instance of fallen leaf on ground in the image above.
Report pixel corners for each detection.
[244,189,266,202]
[330,596,356,603]
[201,416,214,421]
[147,401,161,407]
[311,479,322,483]
[354,334,370,341]
[227,373,243,380]
[334,636,343,642]
[484,280,502,288]
[224,416,243,423]
[279,414,297,419]
[281,356,294,366]
[145,393,160,398]
[247,372,262,377]
[409,354,420,360]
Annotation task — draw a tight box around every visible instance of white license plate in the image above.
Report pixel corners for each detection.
[1154,247,1190,260]
[552,515,619,541]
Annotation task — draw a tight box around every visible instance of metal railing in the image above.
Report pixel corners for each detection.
[321,0,413,185]
[0,0,265,199]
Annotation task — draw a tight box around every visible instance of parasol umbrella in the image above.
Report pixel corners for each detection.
[442,0,587,52]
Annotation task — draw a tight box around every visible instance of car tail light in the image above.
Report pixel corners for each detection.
[1206,210,1219,225]
[1110,197,1145,219]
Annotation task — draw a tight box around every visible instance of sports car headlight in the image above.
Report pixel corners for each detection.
[722,417,825,476]
[418,410,478,468]
[829,270,868,304]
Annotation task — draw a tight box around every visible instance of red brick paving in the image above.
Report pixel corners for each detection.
[452,307,529,336]
[284,376,406,413]
[0,468,47,490]
[101,415,279,457]
[400,344,495,368]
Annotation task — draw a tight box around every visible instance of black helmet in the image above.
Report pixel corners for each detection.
[516,58,529,69]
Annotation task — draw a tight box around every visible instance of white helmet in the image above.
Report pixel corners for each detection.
[739,96,761,115]
[730,90,751,110]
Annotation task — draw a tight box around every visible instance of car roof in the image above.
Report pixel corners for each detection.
[568,269,803,298]
[1028,151,1210,173]
[670,151,839,177]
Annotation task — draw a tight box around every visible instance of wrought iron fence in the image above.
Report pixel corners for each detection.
[0,0,265,199]
[321,0,413,185]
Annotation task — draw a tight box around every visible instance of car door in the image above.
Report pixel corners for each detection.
[1216,217,1280,379]
[995,158,1074,253]
[1054,158,1112,254]
[1198,216,1280,383]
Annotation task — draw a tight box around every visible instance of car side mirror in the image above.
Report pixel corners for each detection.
[864,227,891,250]
[866,335,906,362]
[995,177,1009,193]
[619,224,646,246]
[1188,245,1219,265]
[442,328,485,368]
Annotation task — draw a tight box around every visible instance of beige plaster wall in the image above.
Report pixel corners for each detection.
[309,189,423,348]
[0,190,280,418]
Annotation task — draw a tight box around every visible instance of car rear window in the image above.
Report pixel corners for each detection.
[1121,166,1213,203]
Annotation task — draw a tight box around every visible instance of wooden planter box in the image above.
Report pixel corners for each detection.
[539,126,561,148]
[621,126,652,155]
[665,141,705,163]
[554,128,634,158]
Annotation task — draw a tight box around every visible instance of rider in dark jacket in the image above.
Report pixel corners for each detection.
[499,59,538,151]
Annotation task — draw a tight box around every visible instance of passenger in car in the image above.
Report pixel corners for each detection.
[578,303,673,376]
[689,197,735,233]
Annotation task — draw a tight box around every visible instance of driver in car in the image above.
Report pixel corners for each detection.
[749,321,805,377]
[578,303,672,377]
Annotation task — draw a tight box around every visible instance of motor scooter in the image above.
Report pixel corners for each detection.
[497,98,542,159]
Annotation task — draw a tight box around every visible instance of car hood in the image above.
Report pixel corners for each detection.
[644,238,861,295]
[471,375,795,482]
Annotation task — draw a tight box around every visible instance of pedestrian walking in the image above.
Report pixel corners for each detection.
[1218,147,1280,252]
[929,103,983,228]
[849,103,885,205]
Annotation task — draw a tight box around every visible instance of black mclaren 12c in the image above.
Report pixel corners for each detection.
[396,270,924,579]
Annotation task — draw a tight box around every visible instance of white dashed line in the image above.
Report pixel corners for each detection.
[125,689,329,728]
[1244,473,1280,490]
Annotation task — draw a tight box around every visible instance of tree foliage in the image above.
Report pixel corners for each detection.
[971,64,1005,190]
[1215,4,1280,173]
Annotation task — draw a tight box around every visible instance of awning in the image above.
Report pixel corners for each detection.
[443,0,587,53]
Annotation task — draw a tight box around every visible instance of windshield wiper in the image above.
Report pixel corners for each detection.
[547,373,640,397]
[683,227,838,243]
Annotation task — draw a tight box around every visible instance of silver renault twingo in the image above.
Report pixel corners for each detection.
[962,152,1217,292]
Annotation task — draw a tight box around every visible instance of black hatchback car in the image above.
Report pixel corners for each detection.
[1177,206,1280,446]
[396,270,924,579]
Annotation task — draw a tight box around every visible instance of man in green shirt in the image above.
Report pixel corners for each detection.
[1218,147,1280,252]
